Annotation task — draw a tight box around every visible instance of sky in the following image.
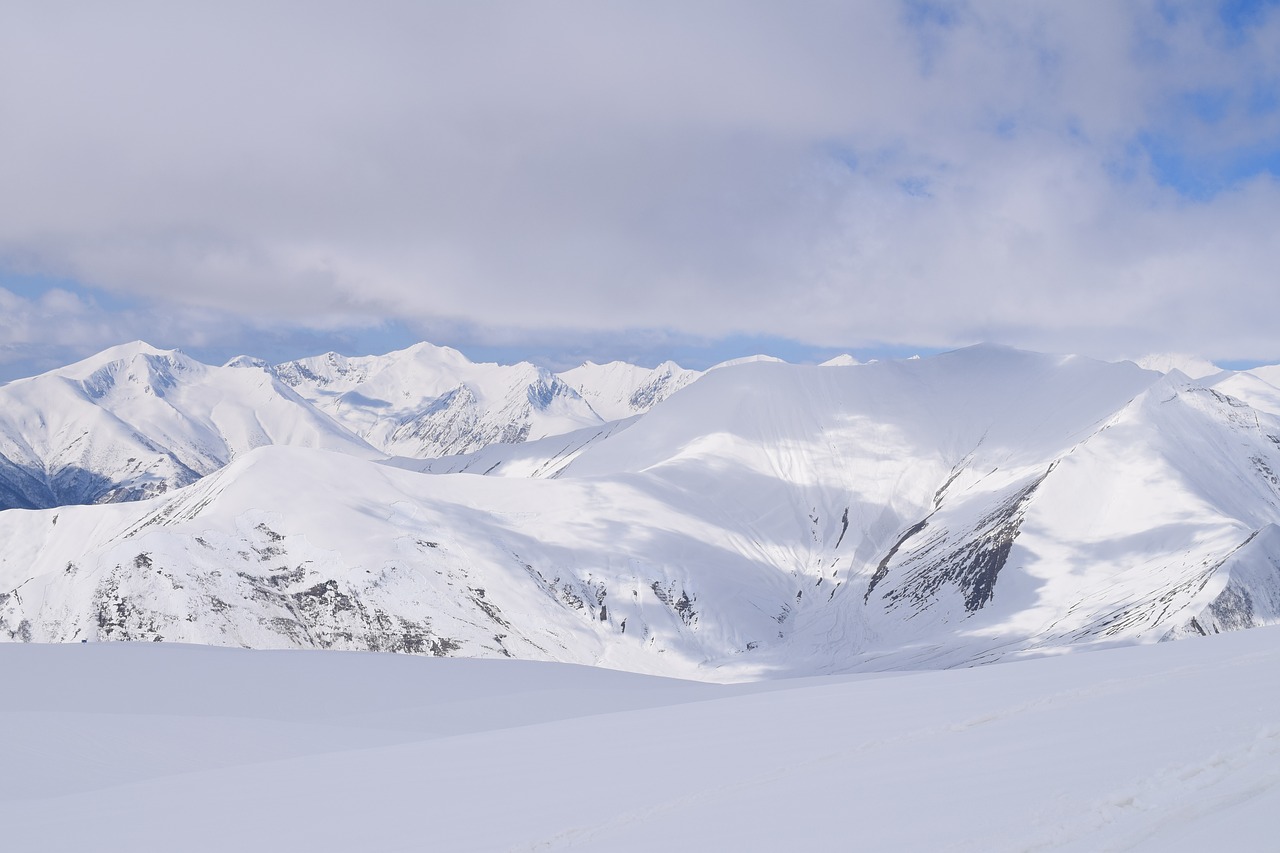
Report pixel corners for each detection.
[3,0,1280,378]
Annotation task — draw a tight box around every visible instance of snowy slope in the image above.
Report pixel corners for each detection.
[1207,369,1280,417]
[4,629,1280,851]
[274,342,603,457]
[0,342,378,510]
[385,416,641,478]
[0,445,753,677]
[1248,361,1280,382]
[852,370,1280,667]
[8,345,1280,677]
[558,359,701,421]
[7,344,1280,678]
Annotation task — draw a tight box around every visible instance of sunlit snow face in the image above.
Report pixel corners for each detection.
[4,338,1280,684]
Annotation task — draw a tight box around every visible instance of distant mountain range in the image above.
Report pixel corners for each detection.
[0,341,706,509]
[3,341,1280,679]
[0,342,377,510]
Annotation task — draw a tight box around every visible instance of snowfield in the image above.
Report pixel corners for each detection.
[2,630,1278,851]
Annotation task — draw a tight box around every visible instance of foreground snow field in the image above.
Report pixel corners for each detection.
[4,630,1279,851]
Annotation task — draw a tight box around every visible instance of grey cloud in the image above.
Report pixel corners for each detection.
[2,1,1280,361]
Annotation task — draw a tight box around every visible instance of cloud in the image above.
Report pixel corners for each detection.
[2,1,1280,362]
[0,281,409,380]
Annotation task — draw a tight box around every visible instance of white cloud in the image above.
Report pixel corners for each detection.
[2,1,1280,361]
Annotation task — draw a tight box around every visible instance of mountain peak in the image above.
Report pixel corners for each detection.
[46,341,192,383]
[558,359,702,421]
[224,355,270,370]
[1132,353,1221,380]
[820,354,860,367]
[707,354,787,372]
[398,340,474,366]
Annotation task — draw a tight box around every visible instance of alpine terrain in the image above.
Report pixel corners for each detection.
[269,342,604,457]
[4,342,1280,680]
[0,342,378,510]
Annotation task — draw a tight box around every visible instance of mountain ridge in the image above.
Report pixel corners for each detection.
[272,343,606,458]
[7,343,1280,679]
[0,342,378,510]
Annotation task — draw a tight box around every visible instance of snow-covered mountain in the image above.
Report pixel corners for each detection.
[1133,352,1222,379]
[271,342,604,457]
[558,359,701,421]
[1247,362,1280,391]
[820,353,861,366]
[0,342,378,510]
[8,344,1280,678]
